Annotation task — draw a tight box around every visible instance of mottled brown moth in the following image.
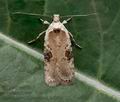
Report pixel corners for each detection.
[27,14,82,86]
[12,12,96,86]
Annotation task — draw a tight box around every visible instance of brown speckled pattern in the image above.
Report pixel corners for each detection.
[44,30,75,86]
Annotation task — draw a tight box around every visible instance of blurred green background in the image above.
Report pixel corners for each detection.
[0,0,120,102]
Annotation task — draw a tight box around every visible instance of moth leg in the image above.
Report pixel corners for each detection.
[69,32,82,49]
[40,19,50,25]
[62,17,72,24]
[28,30,46,44]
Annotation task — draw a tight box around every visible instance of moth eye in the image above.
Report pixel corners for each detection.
[53,29,60,33]
[65,50,73,60]
[44,51,52,62]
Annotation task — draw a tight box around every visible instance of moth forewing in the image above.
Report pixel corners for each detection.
[26,14,82,86]
[44,15,75,86]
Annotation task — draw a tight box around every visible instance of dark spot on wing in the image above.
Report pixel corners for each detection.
[44,50,52,62]
[53,29,60,33]
[65,50,73,60]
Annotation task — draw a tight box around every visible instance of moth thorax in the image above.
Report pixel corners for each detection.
[53,14,60,22]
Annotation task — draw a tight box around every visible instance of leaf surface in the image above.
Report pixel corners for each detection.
[0,0,120,101]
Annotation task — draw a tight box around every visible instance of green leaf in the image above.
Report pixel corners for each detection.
[0,0,120,102]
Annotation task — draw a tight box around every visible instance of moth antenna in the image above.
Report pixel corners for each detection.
[61,12,97,17]
[11,12,51,17]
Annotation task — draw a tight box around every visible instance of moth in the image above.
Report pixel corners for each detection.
[27,14,82,86]
[12,12,95,86]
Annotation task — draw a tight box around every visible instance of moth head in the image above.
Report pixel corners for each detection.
[53,14,60,22]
